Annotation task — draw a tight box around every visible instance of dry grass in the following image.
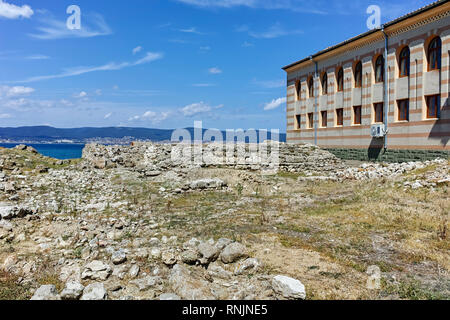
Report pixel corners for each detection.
[131,164,449,300]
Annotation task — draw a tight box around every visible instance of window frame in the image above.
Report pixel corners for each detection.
[295,114,301,130]
[354,62,362,88]
[399,47,410,78]
[397,99,409,121]
[374,103,384,123]
[353,105,362,125]
[428,37,442,71]
[337,68,344,92]
[321,111,328,127]
[308,77,314,98]
[375,55,384,83]
[336,108,344,126]
[295,80,301,101]
[322,73,328,95]
[426,95,440,119]
[307,112,314,129]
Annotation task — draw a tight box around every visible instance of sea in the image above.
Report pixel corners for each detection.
[0,143,84,160]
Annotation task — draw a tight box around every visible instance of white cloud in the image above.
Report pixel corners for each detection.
[208,67,222,74]
[0,0,33,19]
[263,97,286,110]
[74,91,88,98]
[133,46,142,55]
[181,101,223,117]
[113,85,119,90]
[95,89,102,96]
[242,41,254,47]
[200,46,211,51]
[192,83,216,87]
[29,13,112,40]
[0,113,12,119]
[128,110,171,123]
[25,54,50,60]
[0,85,35,97]
[12,52,164,83]
[254,79,285,88]
[104,112,112,119]
[178,27,204,34]
[246,23,303,39]
[175,0,327,14]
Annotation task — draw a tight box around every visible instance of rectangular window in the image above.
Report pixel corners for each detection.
[397,99,409,121]
[321,111,327,127]
[353,106,362,125]
[336,108,344,126]
[295,114,301,130]
[308,113,314,129]
[374,103,384,123]
[426,95,440,119]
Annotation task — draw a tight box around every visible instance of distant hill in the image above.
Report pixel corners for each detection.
[0,126,286,143]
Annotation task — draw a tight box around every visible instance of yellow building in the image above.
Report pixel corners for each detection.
[283,0,450,161]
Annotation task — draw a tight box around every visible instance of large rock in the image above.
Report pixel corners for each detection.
[60,281,84,300]
[30,285,61,300]
[198,242,220,265]
[81,260,112,281]
[169,264,214,300]
[80,282,107,300]
[0,205,35,220]
[220,242,248,264]
[272,275,306,300]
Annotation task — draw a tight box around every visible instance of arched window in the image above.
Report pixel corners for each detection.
[308,77,314,97]
[399,47,410,77]
[354,62,362,88]
[375,55,384,83]
[295,80,301,100]
[322,73,328,95]
[428,37,442,71]
[337,68,344,92]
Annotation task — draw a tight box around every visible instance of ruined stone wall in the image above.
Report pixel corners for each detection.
[82,142,344,173]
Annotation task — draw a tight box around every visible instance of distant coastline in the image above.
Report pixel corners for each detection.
[0,126,287,144]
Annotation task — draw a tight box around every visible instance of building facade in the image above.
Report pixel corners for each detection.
[283,1,450,162]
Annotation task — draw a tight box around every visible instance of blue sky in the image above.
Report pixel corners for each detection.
[0,0,434,131]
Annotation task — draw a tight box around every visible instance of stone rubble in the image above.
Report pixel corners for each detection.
[0,143,447,301]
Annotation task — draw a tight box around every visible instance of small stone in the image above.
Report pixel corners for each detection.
[61,281,84,300]
[81,260,112,281]
[234,258,261,275]
[208,264,232,280]
[366,265,381,290]
[272,275,306,300]
[151,248,161,259]
[30,285,61,300]
[181,249,200,265]
[129,264,140,278]
[111,250,127,265]
[159,293,181,300]
[161,250,177,266]
[129,276,162,291]
[80,283,107,300]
